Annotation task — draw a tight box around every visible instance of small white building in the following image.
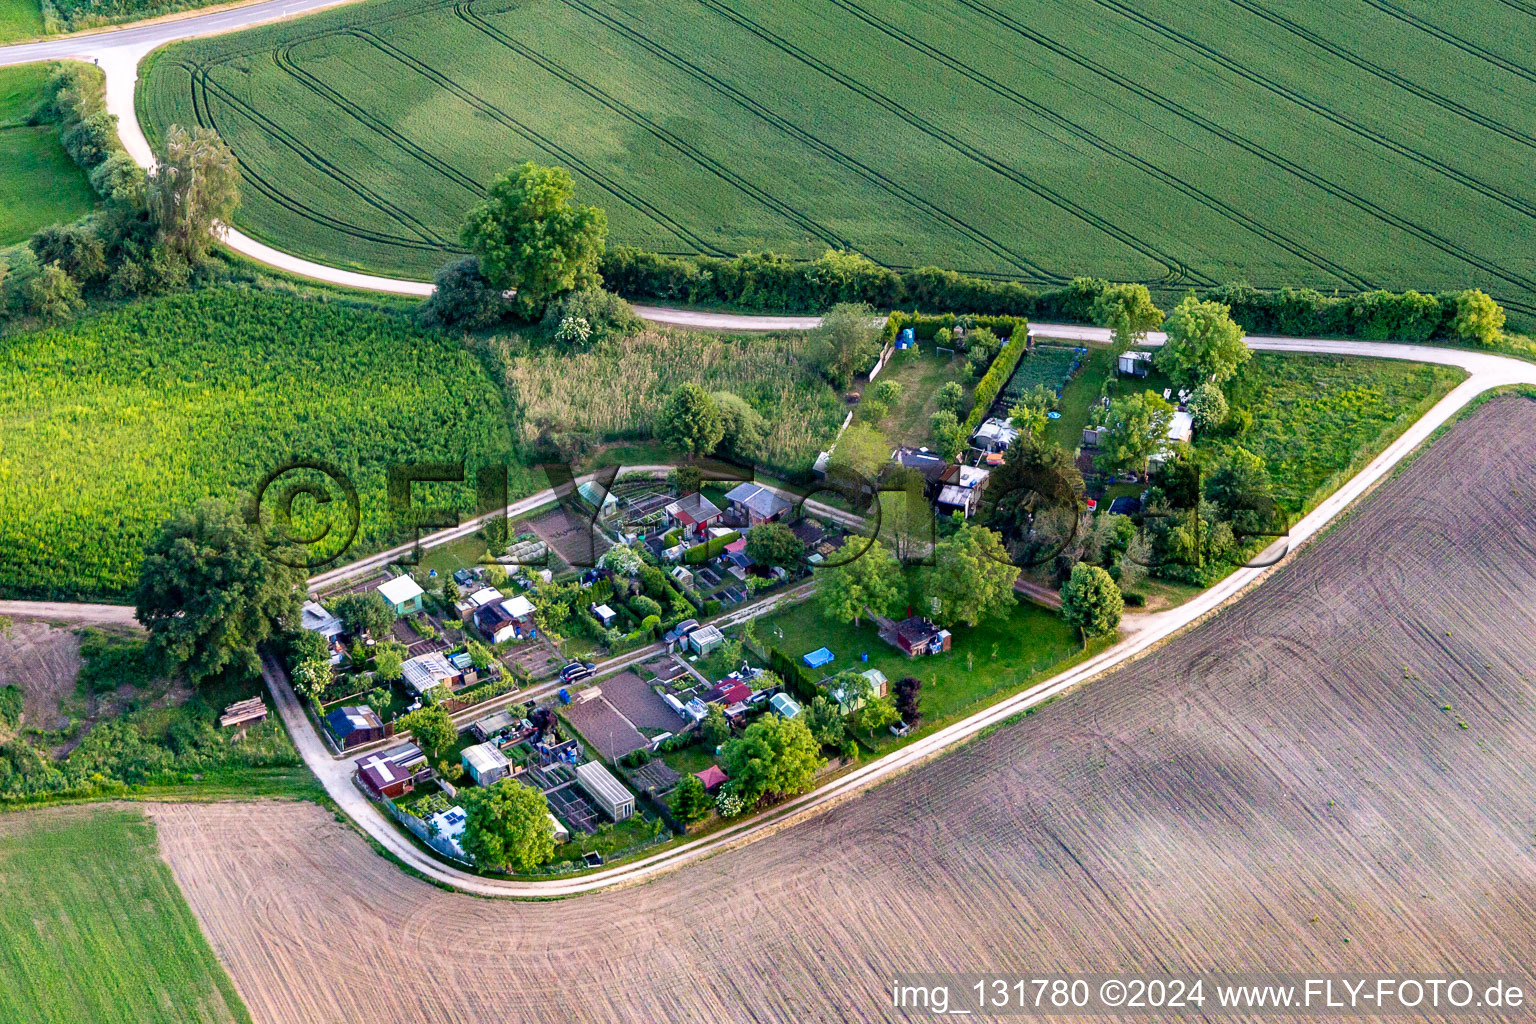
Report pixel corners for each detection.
[461,742,512,786]
[575,761,635,821]
[593,604,617,627]
[1118,351,1151,377]
[1167,409,1194,445]
[547,812,569,843]
[770,693,802,719]
[376,574,425,617]
[300,600,345,641]
[971,417,1019,454]
[427,805,469,860]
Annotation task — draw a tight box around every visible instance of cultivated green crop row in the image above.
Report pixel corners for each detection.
[0,288,521,600]
[138,0,1536,316]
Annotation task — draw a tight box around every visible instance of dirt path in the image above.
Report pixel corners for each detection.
[145,395,1536,1023]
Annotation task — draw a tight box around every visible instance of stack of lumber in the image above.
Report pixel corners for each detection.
[219,697,268,729]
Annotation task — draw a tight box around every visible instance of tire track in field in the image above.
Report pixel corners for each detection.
[819,0,1372,291]
[171,0,723,258]
[686,0,1205,287]
[181,60,449,252]
[1490,0,1536,17]
[943,0,1536,306]
[190,62,453,246]
[347,30,729,256]
[452,2,855,254]
[1223,0,1536,152]
[1358,0,1536,88]
[272,41,486,198]
[554,0,1066,286]
[1086,0,1536,225]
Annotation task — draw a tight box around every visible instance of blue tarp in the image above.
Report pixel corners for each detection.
[803,647,835,669]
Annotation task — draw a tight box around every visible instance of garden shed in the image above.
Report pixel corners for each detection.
[575,761,635,821]
[461,742,512,786]
[376,575,424,617]
[687,624,725,655]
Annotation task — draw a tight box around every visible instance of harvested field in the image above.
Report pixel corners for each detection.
[599,669,680,733]
[563,697,647,761]
[146,396,1536,1022]
[527,506,608,569]
[0,620,83,732]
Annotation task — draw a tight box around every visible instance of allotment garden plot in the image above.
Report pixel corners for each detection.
[141,0,1536,317]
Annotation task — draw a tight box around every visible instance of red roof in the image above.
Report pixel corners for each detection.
[695,765,729,791]
[720,681,751,705]
[725,537,747,554]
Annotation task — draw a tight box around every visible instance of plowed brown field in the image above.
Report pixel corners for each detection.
[145,396,1536,1023]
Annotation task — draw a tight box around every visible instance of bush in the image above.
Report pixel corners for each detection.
[416,257,509,330]
[539,286,642,343]
[683,531,742,564]
[628,594,663,619]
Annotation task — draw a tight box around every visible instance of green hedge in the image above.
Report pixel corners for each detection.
[768,647,824,705]
[601,247,1513,340]
[682,531,742,564]
[963,332,1029,434]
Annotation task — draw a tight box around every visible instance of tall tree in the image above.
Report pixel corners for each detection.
[657,383,724,458]
[720,715,825,807]
[400,706,458,768]
[710,390,767,460]
[817,537,902,626]
[133,500,301,686]
[826,421,888,503]
[985,434,1085,567]
[926,522,1020,627]
[1059,562,1124,639]
[809,302,882,389]
[672,774,712,824]
[331,592,392,639]
[460,162,607,317]
[1090,282,1164,353]
[1451,289,1505,346]
[146,124,240,262]
[1096,390,1174,476]
[459,779,556,872]
[745,522,805,568]
[892,675,923,725]
[1155,295,1249,386]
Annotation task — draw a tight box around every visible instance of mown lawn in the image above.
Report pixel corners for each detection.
[0,806,253,1024]
[863,347,969,446]
[759,594,1083,727]
[0,66,96,243]
[0,0,41,43]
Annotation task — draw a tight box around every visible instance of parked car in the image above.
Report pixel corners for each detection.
[560,661,595,683]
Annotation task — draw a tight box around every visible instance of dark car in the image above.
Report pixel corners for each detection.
[560,661,595,683]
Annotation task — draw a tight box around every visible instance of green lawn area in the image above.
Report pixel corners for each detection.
[1219,352,1464,516]
[1043,342,1115,449]
[759,594,1084,728]
[862,347,970,446]
[0,66,96,243]
[0,0,42,43]
[0,806,253,1024]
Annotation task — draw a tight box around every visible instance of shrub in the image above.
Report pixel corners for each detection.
[416,257,508,330]
[539,286,643,343]
[628,594,663,619]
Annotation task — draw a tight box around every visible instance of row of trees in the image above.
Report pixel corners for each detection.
[816,520,1020,631]
[3,68,241,326]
